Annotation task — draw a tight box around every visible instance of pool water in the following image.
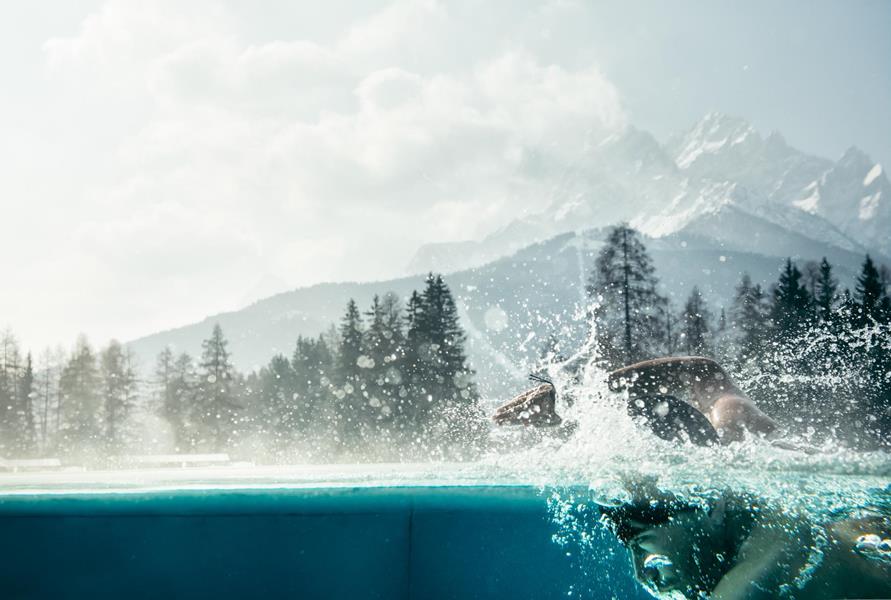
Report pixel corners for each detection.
[0,469,649,599]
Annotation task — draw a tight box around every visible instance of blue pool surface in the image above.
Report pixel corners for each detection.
[0,484,649,599]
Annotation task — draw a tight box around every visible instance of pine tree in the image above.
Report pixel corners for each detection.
[51,346,66,444]
[363,295,388,402]
[814,258,838,323]
[587,224,666,367]
[879,264,891,322]
[404,291,425,379]
[195,324,240,451]
[680,286,711,356]
[17,353,37,456]
[363,293,406,430]
[154,347,175,441]
[335,299,365,444]
[0,330,21,455]
[404,274,481,453]
[258,353,297,452]
[292,335,335,435]
[401,290,428,433]
[337,300,364,384]
[731,273,770,364]
[168,352,197,451]
[36,349,60,452]
[802,260,820,305]
[850,256,891,442]
[420,274,477,402]
[58,335,102,454]
[855,255,887,325]
[100,340,138,454]
[770,259,812,341]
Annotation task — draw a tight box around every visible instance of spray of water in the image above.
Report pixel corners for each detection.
[478,304,891,598]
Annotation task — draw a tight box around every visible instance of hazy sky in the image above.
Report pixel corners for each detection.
[1,0,889,351]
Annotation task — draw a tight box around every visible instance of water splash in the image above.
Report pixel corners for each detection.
[482,306,891,598]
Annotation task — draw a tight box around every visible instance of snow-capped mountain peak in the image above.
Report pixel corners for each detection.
[672,112,759,170]
[407,113,890,275]
[790,146,890,255]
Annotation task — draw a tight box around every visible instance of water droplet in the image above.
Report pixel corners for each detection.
[484,306,508,332]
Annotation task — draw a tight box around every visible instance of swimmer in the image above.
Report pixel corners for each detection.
[609,356,779,444]
[598,479,891,599]
[493,356,785,447]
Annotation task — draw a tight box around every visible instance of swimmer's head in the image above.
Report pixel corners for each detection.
[599,481,730,597]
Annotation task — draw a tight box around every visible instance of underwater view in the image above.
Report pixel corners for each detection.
[1,1,890,598]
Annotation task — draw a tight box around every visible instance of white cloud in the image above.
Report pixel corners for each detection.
[4,0,626,350]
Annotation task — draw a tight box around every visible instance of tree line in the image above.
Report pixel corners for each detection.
[4,226,890,460]
[0,274,484,462]
[587,224,891,446]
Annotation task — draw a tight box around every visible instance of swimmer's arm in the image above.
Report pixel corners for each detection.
[711,527,806,600]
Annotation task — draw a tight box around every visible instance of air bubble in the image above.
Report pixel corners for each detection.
[484,306,508,332]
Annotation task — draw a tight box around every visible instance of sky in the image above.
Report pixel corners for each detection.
[1,0,889,352]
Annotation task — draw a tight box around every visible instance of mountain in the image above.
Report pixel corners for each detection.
[129,224,872,403]
[667,113,890,256]
[406,125,688,274]
[789,147,891,256]
[128,112,888,401]
[665,112,833,206]
[408,113,887,275]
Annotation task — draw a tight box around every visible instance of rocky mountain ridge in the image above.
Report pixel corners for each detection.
[408,113,888,274]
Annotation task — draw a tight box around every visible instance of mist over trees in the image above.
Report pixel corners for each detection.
[0,274,484,463]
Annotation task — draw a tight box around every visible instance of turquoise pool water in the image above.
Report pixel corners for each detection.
[1,457,890,599]
[0,468,648,599]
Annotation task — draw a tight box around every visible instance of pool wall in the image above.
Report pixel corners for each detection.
[0,486,649,599]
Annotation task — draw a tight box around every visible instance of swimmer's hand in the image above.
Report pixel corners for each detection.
[492,383,562,427]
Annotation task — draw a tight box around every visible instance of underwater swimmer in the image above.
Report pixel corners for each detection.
[599,481,891,599]
[493,356,785,447]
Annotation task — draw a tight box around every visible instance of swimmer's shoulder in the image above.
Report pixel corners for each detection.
[710,395,778,440]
